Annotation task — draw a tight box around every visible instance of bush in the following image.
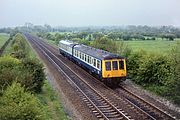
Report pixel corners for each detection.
[0,82,45,120]
[135,54,172,86]
[21,58,45,93]
[91,37,119,53]
[0,56,45,94]
[127,50,145,78]
[0,56,21,95]
[127,42,180,105]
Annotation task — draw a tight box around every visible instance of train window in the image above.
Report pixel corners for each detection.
[105,62,111,71]
[85,54,86,61]
[119,60,124,70]
[97,60,100,69]
[80,52,81,59]
[87,56,90,63]
[89,57,92,64]
[112,61,118,70]
[75,50,77,56]
[82,53,84,60]
[93,58,96,67]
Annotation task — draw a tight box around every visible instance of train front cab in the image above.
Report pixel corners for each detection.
[102,59,127,86]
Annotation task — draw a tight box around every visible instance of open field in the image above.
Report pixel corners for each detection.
[122,39,180,53]
[0,33,9,48]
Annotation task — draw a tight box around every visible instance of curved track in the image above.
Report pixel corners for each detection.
[24,34,176,120]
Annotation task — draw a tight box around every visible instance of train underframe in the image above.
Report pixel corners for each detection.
[102,77,126,88]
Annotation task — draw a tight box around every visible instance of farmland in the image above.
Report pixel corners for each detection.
[0,33,9,47]
[123,39,180,53]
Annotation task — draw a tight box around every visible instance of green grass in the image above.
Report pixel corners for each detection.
[2,39,13,55]
[2,33,69,119]
[0,33,9,48]
[122,38,180,54]
[36,80,69,120]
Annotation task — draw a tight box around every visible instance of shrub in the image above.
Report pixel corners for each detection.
[21,58,45,93]
[127,50,146,78]
[135,54,172,86]
[0,82,45,120]
[91,37,119,53]
[0,56,45,94]
[0,56,21,95]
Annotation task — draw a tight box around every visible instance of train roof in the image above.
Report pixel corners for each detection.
[74,44,124,60]
[59,40,77,47]
[59,40,125,60]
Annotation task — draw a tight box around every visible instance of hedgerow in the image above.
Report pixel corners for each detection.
[0,56,45,94]
[127,42,180,104]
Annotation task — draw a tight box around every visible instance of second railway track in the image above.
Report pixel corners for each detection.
[25,34,176,120]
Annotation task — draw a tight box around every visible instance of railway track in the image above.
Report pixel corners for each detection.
[25,34,133,120]
[116,86,176,120]
[25,34,176,120]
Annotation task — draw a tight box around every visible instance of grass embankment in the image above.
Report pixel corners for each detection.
[37,81,69,120]
[0,33,9,48]
[25,36,69,120]
[2,33,69,119]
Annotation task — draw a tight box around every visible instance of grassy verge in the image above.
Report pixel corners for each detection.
[25,35,69,119]
[2,33,69,119]
[0,33,9,48]
[36,80,69,120]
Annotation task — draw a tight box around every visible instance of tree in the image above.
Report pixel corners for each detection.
[54,33,65,45]
[0,82,45,120]
[91,36,118,53]
[92,32,104,39]
[77,32,88,39]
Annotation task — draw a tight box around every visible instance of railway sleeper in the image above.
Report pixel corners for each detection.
[97,105,110,108]
[105,113,121,118]
[101,109,116,113]
[99,107,112,110]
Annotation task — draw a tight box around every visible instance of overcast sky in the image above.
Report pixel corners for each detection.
[1,0,180,27]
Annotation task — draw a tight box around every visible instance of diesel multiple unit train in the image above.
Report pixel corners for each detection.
[59,40,127,86]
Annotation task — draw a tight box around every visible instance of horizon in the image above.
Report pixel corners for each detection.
[1,24,180,29]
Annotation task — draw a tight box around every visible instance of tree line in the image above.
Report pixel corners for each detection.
[1,24,180,41]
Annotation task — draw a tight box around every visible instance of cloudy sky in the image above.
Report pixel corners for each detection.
[1,0,180,27]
